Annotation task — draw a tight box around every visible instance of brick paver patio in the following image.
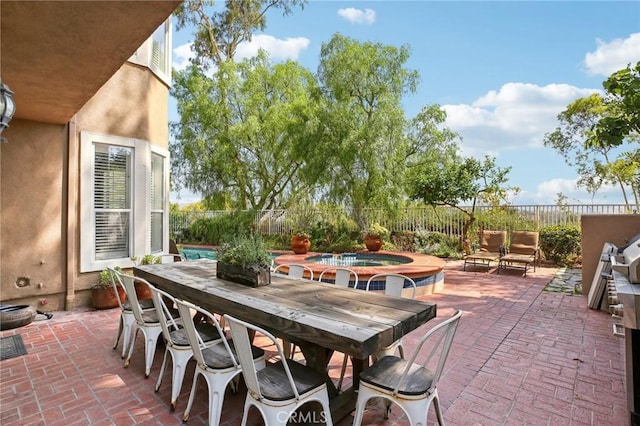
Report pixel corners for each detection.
[0,261,628,425]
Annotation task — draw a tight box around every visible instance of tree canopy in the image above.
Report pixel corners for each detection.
[170,3,516,226]
[543,62,639,209]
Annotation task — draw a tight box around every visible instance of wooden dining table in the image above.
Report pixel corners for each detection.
[134,258,437,420]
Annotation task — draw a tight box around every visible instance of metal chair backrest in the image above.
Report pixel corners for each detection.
[366,273,417,299]
[273,263,314,281]
[174,299,235,370]
[148,285,181,345]
[395,310,462,395]
[318,267,358,288]
[106,267,127,311]
[112,270,147,324]
[225,314,301,401]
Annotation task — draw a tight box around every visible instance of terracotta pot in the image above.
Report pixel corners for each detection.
[364,235,383,252]
[91,285,126,310]
[291,235,311,254]
[134,279,152,301]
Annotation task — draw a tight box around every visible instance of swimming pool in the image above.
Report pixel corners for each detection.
[180,246,217,260]
[179,246,282,262]
[274,251,446,296]
[305,253,411,267]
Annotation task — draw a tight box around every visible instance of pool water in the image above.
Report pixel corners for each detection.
[179,246,281,262]
[180,247,217,260]
[305,253,411,267]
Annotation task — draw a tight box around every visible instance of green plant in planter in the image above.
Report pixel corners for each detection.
[91,266,124,310]
[94,266,121,289]
[364,223,390,240]
[293,229,311,239]
[131,254,162,265]
[217,234,272,270]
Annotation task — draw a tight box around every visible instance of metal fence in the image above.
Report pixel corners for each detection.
[170,204,634,241]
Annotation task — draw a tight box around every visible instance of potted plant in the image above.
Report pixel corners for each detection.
[91,267,125,310]
[130,254,161,300]
[216,234,272,287]
[363,223,389,252]
[291,230,311,254]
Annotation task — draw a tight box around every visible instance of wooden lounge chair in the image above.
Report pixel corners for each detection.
[463,230,506,272]
[498,231,539,277]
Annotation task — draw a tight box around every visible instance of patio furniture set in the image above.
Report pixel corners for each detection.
[463,230,540,277]
[104,258,463,425]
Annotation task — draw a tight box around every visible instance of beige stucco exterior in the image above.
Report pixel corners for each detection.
[1,63,171,310]
[1,1,181,311]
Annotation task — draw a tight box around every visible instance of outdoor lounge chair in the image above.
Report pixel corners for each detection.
[463,230,506,272]
[498,230,539,277]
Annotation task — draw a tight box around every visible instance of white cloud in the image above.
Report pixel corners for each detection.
[583,32,640,76]
[442,83,599,157]
[337,8,376,25]
[173,42,194,71]
[235,34,310,61]
[172,35,310,71]
[513,178,625,205]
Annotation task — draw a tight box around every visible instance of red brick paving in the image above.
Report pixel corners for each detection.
[0,261,628,425]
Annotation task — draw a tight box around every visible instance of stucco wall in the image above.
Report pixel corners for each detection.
[74,63,169,148]
[0,62,170,310]
[581,214,640,296]
[0,120,67,309]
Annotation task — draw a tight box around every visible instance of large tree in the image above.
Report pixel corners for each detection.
[543,63,639,209]
[406,121,518,242]
[171,52,321,210]
[315,33,419,226]
[174,0,306,67]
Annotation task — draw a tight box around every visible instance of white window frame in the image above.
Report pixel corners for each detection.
[80,131,169,272]
[128,19,172,86]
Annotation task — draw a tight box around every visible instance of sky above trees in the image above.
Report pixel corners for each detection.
[169,1,639,206]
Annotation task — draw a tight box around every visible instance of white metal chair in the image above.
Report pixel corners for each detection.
[318,266,359,390]
[116,272,168,378]
[273,263,315,281]
[366,273,417,359]
[148,285,222,412]
[318,266,359,288]
[175,299,266,425]
[225,313,334,426]
[353,310,463,425]
[273,263,316,358]
[106,267,155,359]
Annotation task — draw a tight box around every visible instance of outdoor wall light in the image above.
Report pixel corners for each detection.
[0,81,16,142]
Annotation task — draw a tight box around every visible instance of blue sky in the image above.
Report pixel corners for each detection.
[169,1,640,206]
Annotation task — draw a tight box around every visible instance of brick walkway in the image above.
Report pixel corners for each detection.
[0,261,628,425]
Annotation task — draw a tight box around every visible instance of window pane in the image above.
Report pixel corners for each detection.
[150,212,163,253]
[94,144,132,260]
[150,153,164,210]
[151,23,169,75]
[94,145,131,209]
[95,212,130,260]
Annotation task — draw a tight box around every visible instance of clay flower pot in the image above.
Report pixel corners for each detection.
[364,235,383,252]
[291,234,311,254]
[91,285,126,310]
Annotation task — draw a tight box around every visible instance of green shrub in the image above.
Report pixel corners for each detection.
[539,225,581,265]
[188,211,256,245]
[414,231,462,258]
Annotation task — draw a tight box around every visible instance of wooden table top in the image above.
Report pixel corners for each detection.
[134,259,437,359]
